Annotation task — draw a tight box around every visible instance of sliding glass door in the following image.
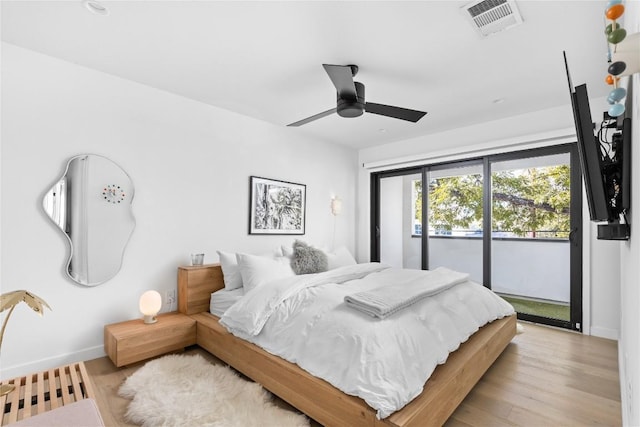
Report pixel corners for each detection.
[376,171,422,269]
[371,144,582,331]
[490,151,576,327]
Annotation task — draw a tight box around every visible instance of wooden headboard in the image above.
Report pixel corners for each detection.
[177,264,225,315]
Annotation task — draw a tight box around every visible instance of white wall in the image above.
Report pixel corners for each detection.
[618,4,640,426]
[619,72,639,425]
[356,104,620,340]
[0,43,357,379]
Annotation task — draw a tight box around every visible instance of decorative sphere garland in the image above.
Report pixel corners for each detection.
[604,0,627,117]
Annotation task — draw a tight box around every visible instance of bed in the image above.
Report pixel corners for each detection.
[177,263,516,427]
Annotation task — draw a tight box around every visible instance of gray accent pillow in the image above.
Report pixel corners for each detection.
[290,240,328,275]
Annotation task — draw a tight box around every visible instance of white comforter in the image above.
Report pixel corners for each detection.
[220,263,514,419]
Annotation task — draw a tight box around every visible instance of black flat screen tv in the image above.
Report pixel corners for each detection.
[564,52,630,240]
[571,84,611,221]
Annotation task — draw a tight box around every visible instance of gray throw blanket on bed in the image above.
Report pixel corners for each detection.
[344,267,470,319]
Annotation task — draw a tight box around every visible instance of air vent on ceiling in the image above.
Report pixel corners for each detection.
[462,0,523,37]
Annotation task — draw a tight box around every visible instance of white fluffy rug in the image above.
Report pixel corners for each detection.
[118,354,310,427]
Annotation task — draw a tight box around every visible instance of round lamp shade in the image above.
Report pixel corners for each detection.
[139,290,162,324]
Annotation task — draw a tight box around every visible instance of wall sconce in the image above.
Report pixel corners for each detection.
[331,197,343,216]
[83,0,110,16]
[139,290,162,324]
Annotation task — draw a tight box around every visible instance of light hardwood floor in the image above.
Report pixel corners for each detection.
[84,322,621,426]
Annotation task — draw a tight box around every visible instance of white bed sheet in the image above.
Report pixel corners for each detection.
[220,263,515,419]
[209,288,245,317]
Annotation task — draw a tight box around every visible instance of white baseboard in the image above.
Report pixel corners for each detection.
[0,345,106,381]
[589,326,619,341]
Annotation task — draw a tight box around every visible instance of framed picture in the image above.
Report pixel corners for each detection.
[249,176,306,235]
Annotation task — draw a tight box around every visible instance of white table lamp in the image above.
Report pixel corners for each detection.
[139,290,162,324]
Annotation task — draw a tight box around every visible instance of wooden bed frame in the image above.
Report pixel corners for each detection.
[178,264,516,427]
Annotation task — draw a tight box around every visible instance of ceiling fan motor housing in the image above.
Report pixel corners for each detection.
[337,81,365,118]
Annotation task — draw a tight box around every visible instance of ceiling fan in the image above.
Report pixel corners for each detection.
[287,64,427,127]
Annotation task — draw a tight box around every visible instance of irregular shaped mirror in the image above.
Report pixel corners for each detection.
[43,154,135,286]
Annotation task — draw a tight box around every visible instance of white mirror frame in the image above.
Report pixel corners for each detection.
[43,154,135,286]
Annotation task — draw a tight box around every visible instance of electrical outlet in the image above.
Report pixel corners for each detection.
[165,290,176,311]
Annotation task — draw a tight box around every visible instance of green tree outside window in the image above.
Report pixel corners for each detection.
[413,165,570,239]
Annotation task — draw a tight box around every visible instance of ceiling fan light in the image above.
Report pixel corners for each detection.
[337,103,364,118]
[336,81,365,118]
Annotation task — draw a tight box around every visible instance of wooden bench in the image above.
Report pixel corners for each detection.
[0,362,96,426]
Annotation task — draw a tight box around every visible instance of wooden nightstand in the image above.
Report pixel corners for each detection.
[104,312,196,367]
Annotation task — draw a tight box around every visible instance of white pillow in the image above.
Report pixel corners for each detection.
[236,252,295,293]
[281,244,294,258]
[217,251,243,290]
[326,247,357,270]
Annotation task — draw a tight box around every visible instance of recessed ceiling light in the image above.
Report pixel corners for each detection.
[83,0,109,16]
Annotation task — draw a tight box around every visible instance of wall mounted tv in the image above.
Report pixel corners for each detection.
[565,54,630,240]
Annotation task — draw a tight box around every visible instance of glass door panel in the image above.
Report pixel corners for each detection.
[427,164,483,283]
[379,173,422,269]
[491,153,571,322]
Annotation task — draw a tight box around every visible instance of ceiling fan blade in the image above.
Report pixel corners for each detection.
[322,64,357,99]
[287,108,337,127]
[365,102,427,123]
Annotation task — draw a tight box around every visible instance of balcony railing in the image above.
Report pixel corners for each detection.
[397,232,570,304]
[412,226,569,240]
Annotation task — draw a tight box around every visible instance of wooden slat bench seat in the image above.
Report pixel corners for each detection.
[0,362,95,426]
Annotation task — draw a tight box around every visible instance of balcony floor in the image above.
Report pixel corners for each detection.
[500,294,570,321]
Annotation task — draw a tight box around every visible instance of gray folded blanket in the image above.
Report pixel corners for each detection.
[344,267,469,319]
